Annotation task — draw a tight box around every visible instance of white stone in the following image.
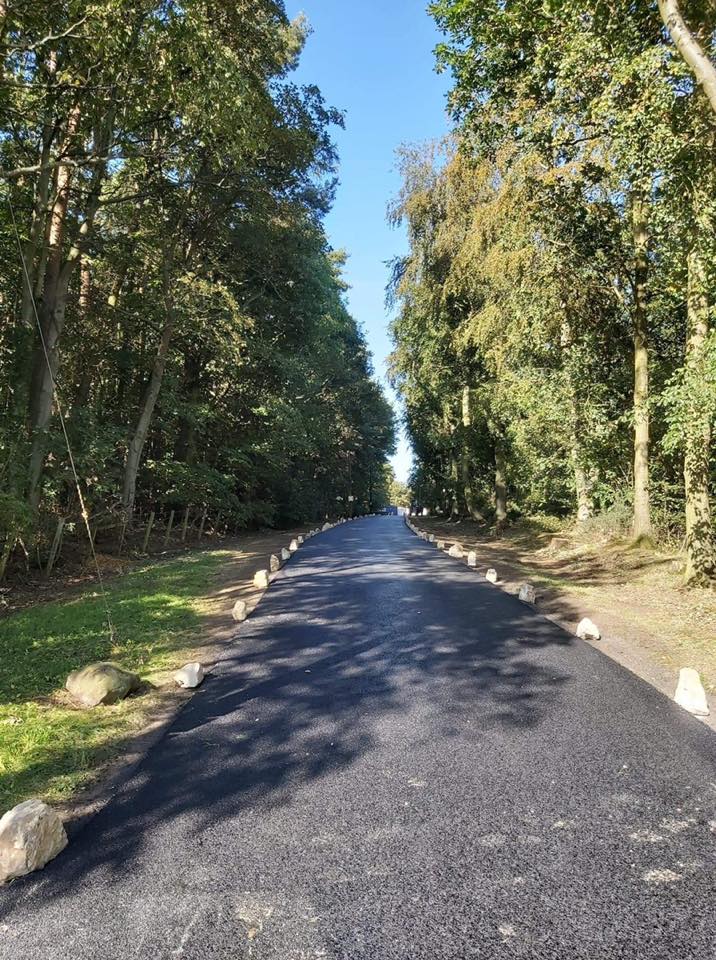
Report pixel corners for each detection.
[519,583,537,604]
[297,536,304,545]
[467,551,478,568]
[289,539,299,553]
[173,662,205,689]
[322,523,331,531]
[270,554,281,573]
[437,540,446,550]
[576,618,601,641]
[486,569,498,584]
[281,548,291,562]
[0,800,67,883]
[674,668,710,717]
[448,544,463,559]
[253,569,270,590]
[232,600,248,622]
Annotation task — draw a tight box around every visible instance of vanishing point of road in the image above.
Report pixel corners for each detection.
[1,516,715,959]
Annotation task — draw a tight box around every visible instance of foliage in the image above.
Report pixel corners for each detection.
[388,0,716,581]
[0,1,395,575]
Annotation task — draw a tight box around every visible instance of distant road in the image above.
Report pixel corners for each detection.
[2,516,715,959]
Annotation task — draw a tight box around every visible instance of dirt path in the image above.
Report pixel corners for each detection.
[411,517,716,720]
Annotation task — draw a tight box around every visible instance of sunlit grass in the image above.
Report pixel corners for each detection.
[0,551,229,810]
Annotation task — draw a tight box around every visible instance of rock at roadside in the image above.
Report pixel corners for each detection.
[253,569,270,590]
[174,662,205,689]
[519,583,536,604]
[674,668,710,717]
[428,535,435,543]
[66,662,141,708]
[467,551,478,568]
[270,554,281,573]
[0,800,67,883]
[576,617,601,641]
[232,600,248,622]
[281,547,291,562]
[289,539,300,553]
[448,543,463,559]
[486,568,498,584]
[297,535,305,545]
[437,540,446,550]
[322,523,331,531]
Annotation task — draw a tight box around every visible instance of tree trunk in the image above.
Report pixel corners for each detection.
[494,436,508,532]
[121,248,177,519]
[631,190,653,543]
[683,187,715,584]
[658,0,716,117]
[460,386,483,520]
[26,105,81,508]
[560,320,595,522]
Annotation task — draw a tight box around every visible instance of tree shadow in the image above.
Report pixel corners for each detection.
[0,519,612,912]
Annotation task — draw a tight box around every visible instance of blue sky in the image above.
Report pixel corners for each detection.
[290,1,451,483]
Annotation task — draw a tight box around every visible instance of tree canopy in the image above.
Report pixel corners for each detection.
[390,0,716,583]
[0,0,395,578]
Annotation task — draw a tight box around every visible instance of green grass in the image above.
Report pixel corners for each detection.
[0,551,228,811]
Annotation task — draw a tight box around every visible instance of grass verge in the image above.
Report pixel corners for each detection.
[0,550,229,811]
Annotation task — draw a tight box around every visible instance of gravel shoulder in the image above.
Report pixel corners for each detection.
[410,517,716,727]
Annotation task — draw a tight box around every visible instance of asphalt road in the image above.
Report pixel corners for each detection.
[2,516,715,959]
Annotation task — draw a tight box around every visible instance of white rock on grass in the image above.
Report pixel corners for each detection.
[576,618,601,641]
[428,535,435,543]
[0,800,67,884]
[281,547,291,562]
[519,583,537,604]
[253,569,270,590]
[486,569,498,584]
[232,600,248,622]
[322,523,331,531]
[289,539,300,553]
[270,554,281,573]
[66,662,141,708]
[467,551,478,568]
[448,543,463,559]
[437,540,446,550]
[297,536,305,545]
[674,668,710,717]
[173,662,205,689]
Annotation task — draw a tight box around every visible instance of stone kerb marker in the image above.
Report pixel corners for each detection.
[576,618,601,641]
[232,600,248,622]
[0,800,68,883]
[174,663,205,689]
[519,583,536,604]
[674,668,710,717]
[253,569,270,590]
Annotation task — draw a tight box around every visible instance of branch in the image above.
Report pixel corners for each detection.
[658,0,716,117]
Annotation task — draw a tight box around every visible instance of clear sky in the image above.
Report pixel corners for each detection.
[290,1,451,483]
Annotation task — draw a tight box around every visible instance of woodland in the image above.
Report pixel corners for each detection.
[0,1,396,582]
[390,0,716,584]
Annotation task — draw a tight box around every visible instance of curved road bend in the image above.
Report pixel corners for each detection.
[1,516,715,959]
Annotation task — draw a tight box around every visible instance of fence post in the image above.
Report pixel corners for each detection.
[181,507,190,542]
[197,507,207,541]
[163,509,175,547]
[45,518,66,578]
[142,510,156,554]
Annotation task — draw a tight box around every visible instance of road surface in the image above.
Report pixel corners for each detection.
[1,516,715,959]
